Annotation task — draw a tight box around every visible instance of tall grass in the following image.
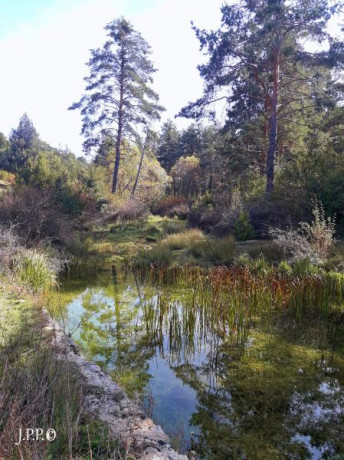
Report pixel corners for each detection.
[189,236,235,264]
[134,263,344,355]
[161,229,205,250]
[0,226,67,293]
[0,345,119,459]
[15,250,60,293]
[135,230,235,267]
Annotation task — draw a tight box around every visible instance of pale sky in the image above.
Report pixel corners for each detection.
[0,0,224,156]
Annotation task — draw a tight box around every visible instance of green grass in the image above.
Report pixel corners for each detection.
[161,229,205,250]
[15,250,58,293]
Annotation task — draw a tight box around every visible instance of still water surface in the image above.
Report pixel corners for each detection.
[49,267,344,458]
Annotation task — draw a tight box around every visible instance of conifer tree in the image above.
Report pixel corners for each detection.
[70,17,164,193]
[180,0,343,193]
[8,113,39,172]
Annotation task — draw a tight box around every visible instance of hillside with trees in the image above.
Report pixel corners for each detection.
[0,1,344,458]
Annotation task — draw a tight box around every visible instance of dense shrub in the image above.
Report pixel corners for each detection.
[188,205,219,232]
[248,198,299,238]
[270,202,336,264]
[188,194,253,238]
[0,187,74,246]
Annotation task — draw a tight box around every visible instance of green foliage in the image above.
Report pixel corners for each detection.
[15,250,59,292]
[157,120,181,171]
[6,114,40,172]
[291,258,321,277]
[277,261,292,276]
[171,155,201,198]
[70,17,164,193]
[233,210,255,241]
[180,0,342,194]
[0,170,15,183]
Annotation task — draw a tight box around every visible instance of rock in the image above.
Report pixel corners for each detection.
[41,309,187,460]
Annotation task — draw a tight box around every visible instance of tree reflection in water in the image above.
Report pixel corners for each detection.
[51,267,344,458]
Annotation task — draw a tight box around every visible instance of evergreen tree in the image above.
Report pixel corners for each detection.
[70,17,164,193]
[156,120,181,172]
[94,134,115,168]
[179,124,203,158]
[179,0,343,193]
[7,114,39,172]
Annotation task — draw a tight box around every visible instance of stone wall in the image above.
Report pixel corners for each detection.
[42,310,188,460]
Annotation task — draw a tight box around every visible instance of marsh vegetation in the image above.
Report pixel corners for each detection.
[48,259,344,458]
[0,0,343,457]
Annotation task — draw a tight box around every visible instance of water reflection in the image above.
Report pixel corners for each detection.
[49,268,344,458]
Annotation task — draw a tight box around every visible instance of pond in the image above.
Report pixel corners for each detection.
[48,266,344,459]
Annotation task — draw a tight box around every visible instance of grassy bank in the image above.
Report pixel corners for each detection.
[0,280,121,459]
[0,225,125,460]
[69,214,344,274]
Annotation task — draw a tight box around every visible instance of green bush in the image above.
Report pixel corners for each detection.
[292,258,322,277]
[234,210,255,241]
[277,260,293,276]
[233,253,252,268]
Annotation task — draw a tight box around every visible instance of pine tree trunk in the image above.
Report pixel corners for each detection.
[112,50,125,194]
[112,135,121,194]
[266,51,279,195]
[131,145,145,197]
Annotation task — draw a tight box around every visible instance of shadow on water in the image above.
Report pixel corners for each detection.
[46,265,344,458]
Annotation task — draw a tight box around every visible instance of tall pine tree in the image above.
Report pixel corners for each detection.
[179,0,343,194]
[70,17,164,193]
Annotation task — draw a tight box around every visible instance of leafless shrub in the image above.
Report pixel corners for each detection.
[103,198,149,224]
[269,227,319,263]
[300,202,336,260]
[0,187,75,247]
[0,226,24,274]
[270,201,336,263]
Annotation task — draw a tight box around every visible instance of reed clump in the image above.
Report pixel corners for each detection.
[137,263,344,350]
